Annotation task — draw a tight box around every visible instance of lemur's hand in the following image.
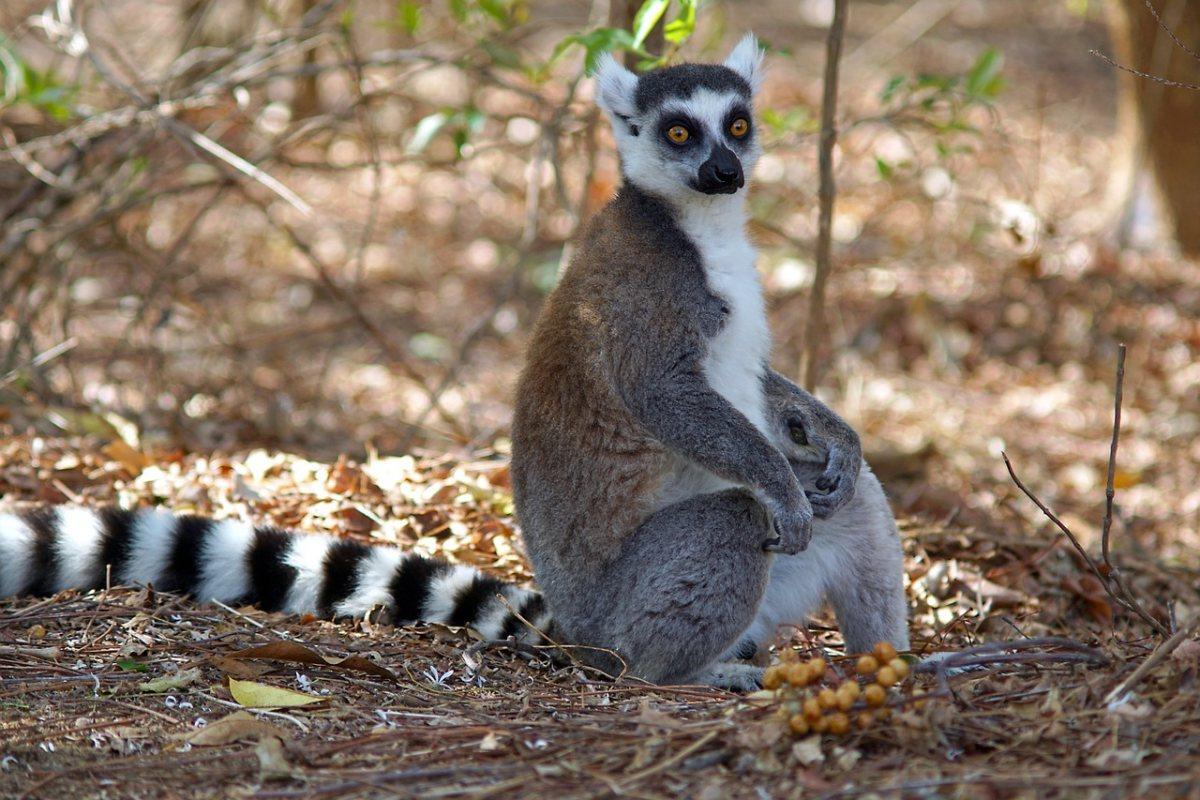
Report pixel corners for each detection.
[781,414,861,519]
[761,474,813,555]
[763,371,862,519]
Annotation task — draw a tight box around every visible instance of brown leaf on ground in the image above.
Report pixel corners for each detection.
[256,735,298,781]
[186,711,290,746]
[231,640,397,681]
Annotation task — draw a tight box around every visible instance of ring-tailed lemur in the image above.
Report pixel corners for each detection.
[1,37,906,692]
[510,35,908,690]
[0,506,550,644]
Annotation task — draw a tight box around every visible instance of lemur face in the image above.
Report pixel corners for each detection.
[595,35,764,202]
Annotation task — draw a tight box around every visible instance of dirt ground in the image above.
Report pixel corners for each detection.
[1,438,1199,799]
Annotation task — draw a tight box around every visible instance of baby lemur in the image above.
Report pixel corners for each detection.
[511,35,908,689]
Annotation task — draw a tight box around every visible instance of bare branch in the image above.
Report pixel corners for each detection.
[1101,344,1126,567]
[1003,446,1168,637]
[803,0,849,390]
[1091,48,1200,91]
[1139,0,1200,61]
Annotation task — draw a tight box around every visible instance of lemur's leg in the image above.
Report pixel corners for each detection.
[823,469,908,653]
[567,488,772,690]
[720,466,909,661]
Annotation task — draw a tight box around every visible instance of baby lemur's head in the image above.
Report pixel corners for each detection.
[594,34,764,202]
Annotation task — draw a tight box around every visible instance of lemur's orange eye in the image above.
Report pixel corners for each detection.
[666,125,690,144]
[729,117,749,138]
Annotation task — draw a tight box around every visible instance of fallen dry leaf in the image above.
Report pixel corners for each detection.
[792,736,825,766]
[186,711,289,746]
[256,735,297,781]
[207,655,274,680]
[139,667,203,693]
[228,678,324,709]
[231,640,396,681]
[102,439,150,476]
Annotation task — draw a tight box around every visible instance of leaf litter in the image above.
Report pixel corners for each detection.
[0,432,1198,799]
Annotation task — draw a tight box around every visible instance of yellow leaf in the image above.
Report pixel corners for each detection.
[1112,470,1142,489]
[228,678,323,709]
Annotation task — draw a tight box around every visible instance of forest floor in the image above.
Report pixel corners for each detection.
[1,435,1198,800]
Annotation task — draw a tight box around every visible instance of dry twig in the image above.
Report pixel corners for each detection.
[1003,345,1169,637]
[803,0,849,390]
[1105,611,1200,703]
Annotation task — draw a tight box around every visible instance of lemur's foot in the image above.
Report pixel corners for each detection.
[695,662,764,692]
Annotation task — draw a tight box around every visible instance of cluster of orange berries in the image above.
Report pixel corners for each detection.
[763,642,911,736]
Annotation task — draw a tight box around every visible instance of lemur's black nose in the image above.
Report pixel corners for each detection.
[696,145,744,195]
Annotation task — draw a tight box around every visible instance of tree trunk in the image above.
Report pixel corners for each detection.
[1107,0,1200,257]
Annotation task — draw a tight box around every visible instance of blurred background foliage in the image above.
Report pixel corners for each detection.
[0,0,1198,559]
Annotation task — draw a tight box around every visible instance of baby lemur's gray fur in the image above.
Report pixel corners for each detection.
[511,36,908,689]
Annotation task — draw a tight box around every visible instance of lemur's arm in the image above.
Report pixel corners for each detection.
[608,320,812,554]
[761,369,862,519]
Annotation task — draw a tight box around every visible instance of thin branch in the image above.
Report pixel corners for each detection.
[1095,343,1168,637]
[1101,343,1126,567]
[1139,0,1200,61]
[1090,49,1200,91]
[0,338,78,388]
[1003,450,1168,636]
[916,637,1109,696]
[803,0,849,390]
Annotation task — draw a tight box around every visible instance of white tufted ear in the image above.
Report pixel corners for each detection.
[724,33,764,93]
[594,53,638,120]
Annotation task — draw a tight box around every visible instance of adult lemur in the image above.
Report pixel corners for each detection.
[0,36,905,689]
[510,35,907,689]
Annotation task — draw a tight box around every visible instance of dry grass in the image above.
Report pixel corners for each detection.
[2,434,1199,800]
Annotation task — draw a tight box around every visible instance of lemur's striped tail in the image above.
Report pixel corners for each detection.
[0,506,550,643]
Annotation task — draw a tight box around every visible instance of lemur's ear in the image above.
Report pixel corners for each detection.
[594,53,638,122]
[724,33,764,93]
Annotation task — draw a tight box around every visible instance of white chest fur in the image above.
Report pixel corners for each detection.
[649,198,772,510]
[678,200,771,435]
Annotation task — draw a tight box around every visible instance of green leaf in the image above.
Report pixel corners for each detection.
[396,0,421,34]
[407,111,450,154]
[551,28,638,75]
[760,106,817,135]
[449,0,470,23]
[663,0,697,45]
[477,0,509,23]
[965,47,1003,98]
[116,657,149,673]
[879,75,905,104]
[631,0,669,48]
[874,156,893,180]
[480,39,523,71]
